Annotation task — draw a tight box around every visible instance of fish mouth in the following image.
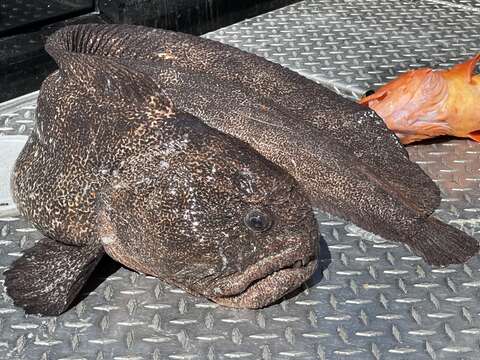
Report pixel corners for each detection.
[208,250,318,309]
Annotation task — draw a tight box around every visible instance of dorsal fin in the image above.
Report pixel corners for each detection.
[45,41,175,121]
[444,54,480,83]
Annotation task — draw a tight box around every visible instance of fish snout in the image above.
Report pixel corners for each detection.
[205,245,318,309]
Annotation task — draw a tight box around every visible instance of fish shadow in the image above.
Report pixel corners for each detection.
[72,255,121,308]
[405,135,456,147]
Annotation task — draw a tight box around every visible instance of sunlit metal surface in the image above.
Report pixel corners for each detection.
[1,0,480,358]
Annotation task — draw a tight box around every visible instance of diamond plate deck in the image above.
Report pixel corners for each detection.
[204,0,480,99]
[1,0,480,359]
[426,0,480,11]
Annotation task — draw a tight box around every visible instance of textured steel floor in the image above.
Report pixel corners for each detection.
[1,0,480,359]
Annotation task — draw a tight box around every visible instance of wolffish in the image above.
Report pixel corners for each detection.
[43,24,479,266]
[4,42,318,315]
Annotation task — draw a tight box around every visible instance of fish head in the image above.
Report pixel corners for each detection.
[359,68,451,144]
[97,115,319,309]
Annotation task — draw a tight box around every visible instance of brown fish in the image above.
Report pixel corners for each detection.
[4,46,318,315]
[42,24,479,265]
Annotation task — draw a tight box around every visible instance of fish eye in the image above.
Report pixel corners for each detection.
[364,89,375,97]
[244,209,272,232]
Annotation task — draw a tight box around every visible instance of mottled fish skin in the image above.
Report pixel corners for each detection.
[9,42,319,312]
[43,24,480,265]
[47,23,440,216]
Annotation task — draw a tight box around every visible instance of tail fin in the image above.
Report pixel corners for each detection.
[408,218,479,266]
[4,238,104,316]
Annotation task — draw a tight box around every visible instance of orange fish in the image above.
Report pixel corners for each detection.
[358,54,480,144]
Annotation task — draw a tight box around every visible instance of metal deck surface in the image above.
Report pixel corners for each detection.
[1,0,480,359]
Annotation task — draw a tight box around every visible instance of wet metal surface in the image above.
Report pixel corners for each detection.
[1,0,480,358]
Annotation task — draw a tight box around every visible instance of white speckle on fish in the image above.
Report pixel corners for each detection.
[219,246,228,271]
[101,235,116,244]
[159,160,169,170]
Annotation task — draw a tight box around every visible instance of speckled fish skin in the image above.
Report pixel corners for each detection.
[6,43,319,314]
[47,24,439,216]
[43,24,479,266]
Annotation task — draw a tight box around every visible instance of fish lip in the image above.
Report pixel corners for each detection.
[210,258,317,309]
[206,249,318,308]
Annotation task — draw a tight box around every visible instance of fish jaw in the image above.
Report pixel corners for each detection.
[101,219,319,309]
[207,247,318,309]
[359,54,480,143]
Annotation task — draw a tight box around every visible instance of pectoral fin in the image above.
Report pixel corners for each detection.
[4,238,104,316]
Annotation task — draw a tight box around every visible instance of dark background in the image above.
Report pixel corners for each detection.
[0,0,299,102]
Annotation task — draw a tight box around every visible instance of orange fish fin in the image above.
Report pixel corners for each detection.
[468,130,480,142]
[446,54,480,83]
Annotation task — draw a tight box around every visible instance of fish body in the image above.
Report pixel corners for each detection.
[4,44,318,315]
[359,54,480,144]
[42,24,480,266]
